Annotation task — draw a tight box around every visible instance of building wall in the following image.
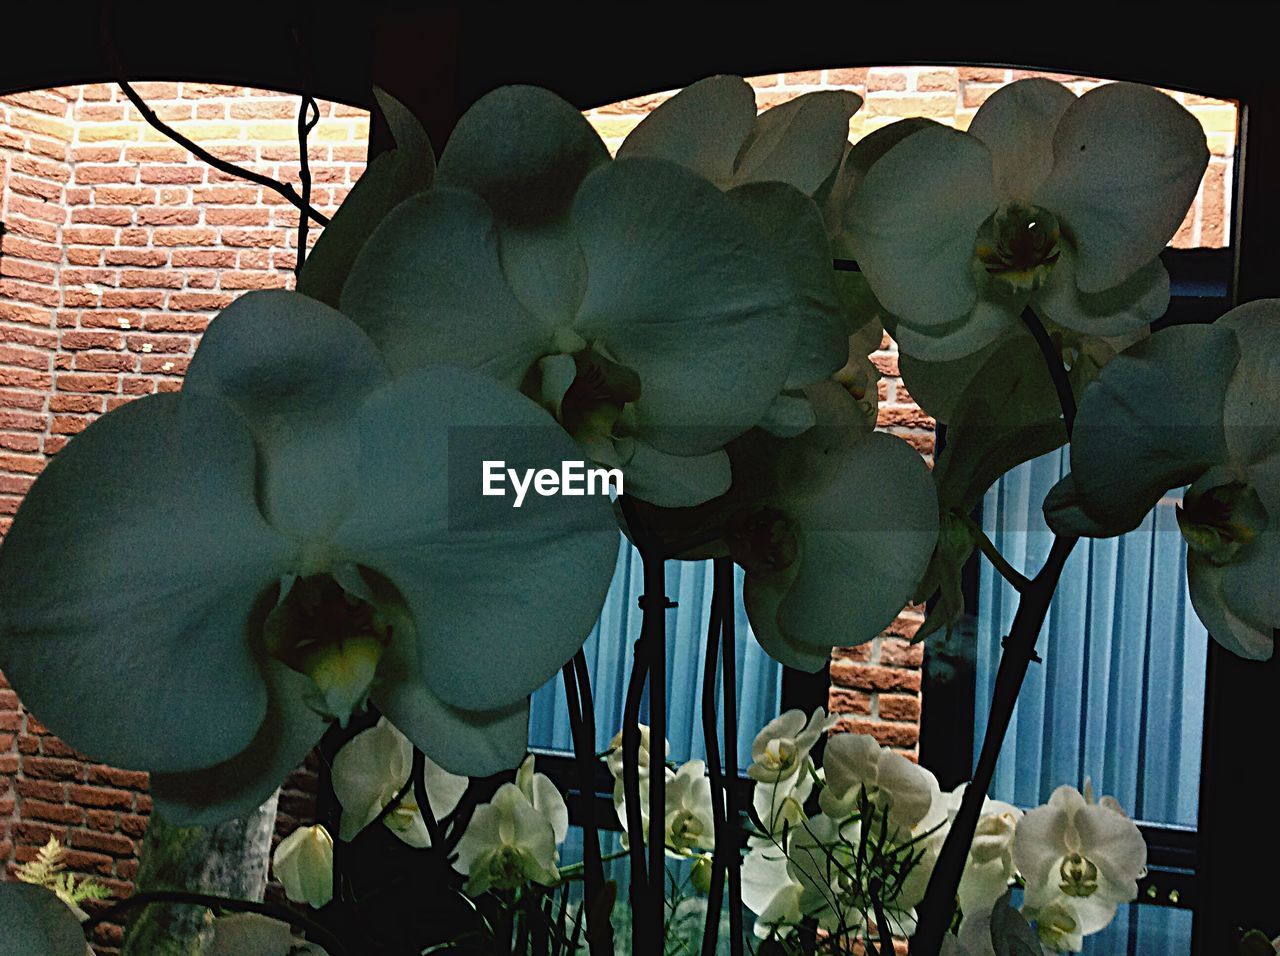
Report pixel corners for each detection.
[0,67,1235,950]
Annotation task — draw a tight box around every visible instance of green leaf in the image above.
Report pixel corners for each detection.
[932,327,1068,513]
[297,87,434,307]
[990,889,1042,955]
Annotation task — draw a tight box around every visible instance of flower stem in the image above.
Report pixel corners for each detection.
[955,510,1031,593]
[715,557,745,956]
[700,575,727,956]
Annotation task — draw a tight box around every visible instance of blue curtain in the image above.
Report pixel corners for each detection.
[528,537,784,771]
[977,448,1207,827]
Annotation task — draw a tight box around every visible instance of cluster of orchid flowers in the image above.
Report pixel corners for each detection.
[1,64,1273,955]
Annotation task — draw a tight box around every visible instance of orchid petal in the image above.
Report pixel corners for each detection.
[621,441,731,509]
[438,85,609,225]
[846,124,996,328]
[184,290,390,543]
[0,883,87,956]
[1218,300,1280,464]
[778,433,938,649]
[340,188,550,385]
[1033,245,1168,338]
[150,660,329,825]
[888,290,1020,362]
[0,392,291,774]
[617,75,757,187]
[735,90,863,195]
[333,367,617,716]
[573,159,795,454]
[1036,83,1208,294]
[1189,553,1275,661]
[1060,323,1237,534]
[968,78,1077,202]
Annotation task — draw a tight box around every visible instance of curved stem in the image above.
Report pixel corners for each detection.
[956,510,1031,593]
[81,890,347,956]
[1020,307,1076,432]
[715,557,745,956]
[699,583,727,956]
[620,626,651,951]
[412,747,444,851]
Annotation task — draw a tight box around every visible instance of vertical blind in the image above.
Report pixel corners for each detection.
[528,537,784,770]
[978,450,1208,953]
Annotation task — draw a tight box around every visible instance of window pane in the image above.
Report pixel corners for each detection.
[976,449,1208,826]
[528,538,784,770]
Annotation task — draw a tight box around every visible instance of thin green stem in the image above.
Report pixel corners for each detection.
[956,510,1031,593]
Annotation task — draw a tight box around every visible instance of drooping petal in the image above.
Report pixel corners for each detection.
[573,158,797,454]
[1011,799,1072,896]
[184,290,390,545]
[967,78,1077,203]
[0,392,292,774]
[1061,323,1238,534]
[1188,552,1275,661]
[339,188,551,385]
[204,913,299,956]
[888,290,1020,362]
[1217,300,1280,464]
[297,87,434,308]
[1032,245,1169,338]
[1036,82,1208,294]
[272,825,334,909]
[1073,803,1147,900]
[529,770,571,844]
[734,90,863,195]
[150,660,329,825]
[331,718,415,841]
[617,75,757,188]
[0,883,88,956]
[845,124,997,328]
[743,562,832,673]
[438,85,610,226]
[776,433,939,650]
[1219,456,1280,643]
[334,367,618,716]
[620,441,731,509]
[726,181,847,387]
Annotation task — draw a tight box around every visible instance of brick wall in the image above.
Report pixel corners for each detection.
[0,67,1235,947]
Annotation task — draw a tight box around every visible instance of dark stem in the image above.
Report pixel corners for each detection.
[561,653,613,955]
[99,2,330,227]
[871,882,894,956]
[292,24,320,281]
[1020,307,1077,432]
[699,582,726,956]
[80,890,347,956]
[412,747,444,851]
[370,774,414,830]
[642,545,667,949]
[911,306,1079,952]
[714,557,745,956]
[620,628,651,952]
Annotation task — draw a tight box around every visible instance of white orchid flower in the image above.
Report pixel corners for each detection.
[614,763,676,851]
[453,782,560,894]
[664,759,717,856]
[0,290,618,825]
[941,784,1024,920]
[1012,784,1146,940]
[1046,303,1280,659]
[604,723,669,782]
[846,79,1207,360]
[272,824,334,909]
[1025,899,1085,953]
[0,883,92,956]
[818,733,940,833]
[340,85,814,507]
[742,837,805,939]
[748,706,835,783]
[514,754,570,846]
[752,757,815,838]
[332,717,468,848]
[203,913,329,956]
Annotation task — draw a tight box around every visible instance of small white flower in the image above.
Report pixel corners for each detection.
[272,824,334,909]
[514,753,570,845]
[748,706,835,783]
[453,782,560,895]
[941,783,1024,920]
[604,723,668,782]
[664,760,717,855]
[818,733,940,833]
[742,837,805,939]
[752,757,814,838]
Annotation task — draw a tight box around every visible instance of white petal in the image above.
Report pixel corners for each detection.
[846,124,996,328]
[621,441,732,508]
[743,563,833,673]
[0,392,291,774]
[184,290,390,543]
[778,433,939,649]
[617,75,757,188]
[1012,801,1071,892]
[332,720,413,841]
[1033,246,1169,338]
[1188,552,1275,661]
[968,78,1077,202]
[204,913,297,956]
[1218,300,1280,464]
[1036,83,1208,294]
[735,90,863,195]
[439,85,609,225]
[333,368,618,714]
[573,159,797,455]
[1074,803,1146,895]
[758,393,818,438]
[0,883,88,956]
[339,188,551,385]
[1063,323,1237,534]
[150,661,329,826]
[889,290,1020,362]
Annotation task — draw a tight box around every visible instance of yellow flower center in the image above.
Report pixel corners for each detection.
[762,738,799,774]
[668,809,704,851]
[1058,851,1100,898]
[488,845,527,889]
[557,347,642,445]
[725,506,799,575]
[976,203,1061,294]
[1177,477,1266,566]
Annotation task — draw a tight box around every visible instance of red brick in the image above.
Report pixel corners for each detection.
[829,662,921,694]
[24,800,86,825]
[833,719,919,749]
[880,637,924,667]
[71,829,134,856]
[24,756,85,781]
[54,372,117,393]
[66,785,133,810]
[75,165,137,184]
[168,291,235,311]
[220,271,288,290]
[104,249,168,267]
[138,165,204,184]
[828,688,872,716]
[87,766,149,790]
[49,394,103,413]
[152,227,217,246]
[879,694,922,722]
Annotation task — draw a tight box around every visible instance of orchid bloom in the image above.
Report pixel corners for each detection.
[742,837,806,939]
[941,784,1024,926]
[272,824,334,909]
[1012,784,1146,942]
[514,754,570,847]
[0,883,91,956]
[453,780,562,895]
[846,79,1207,360]
[340,85,816,507]
[0,290,618,825]
[1046,303,1280,659]
[752,756,815,838]
[604,723,669,781]
[748,706,835,783]
[818,733,940,833]
[332,717,468,848]
[664,759,717,856]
